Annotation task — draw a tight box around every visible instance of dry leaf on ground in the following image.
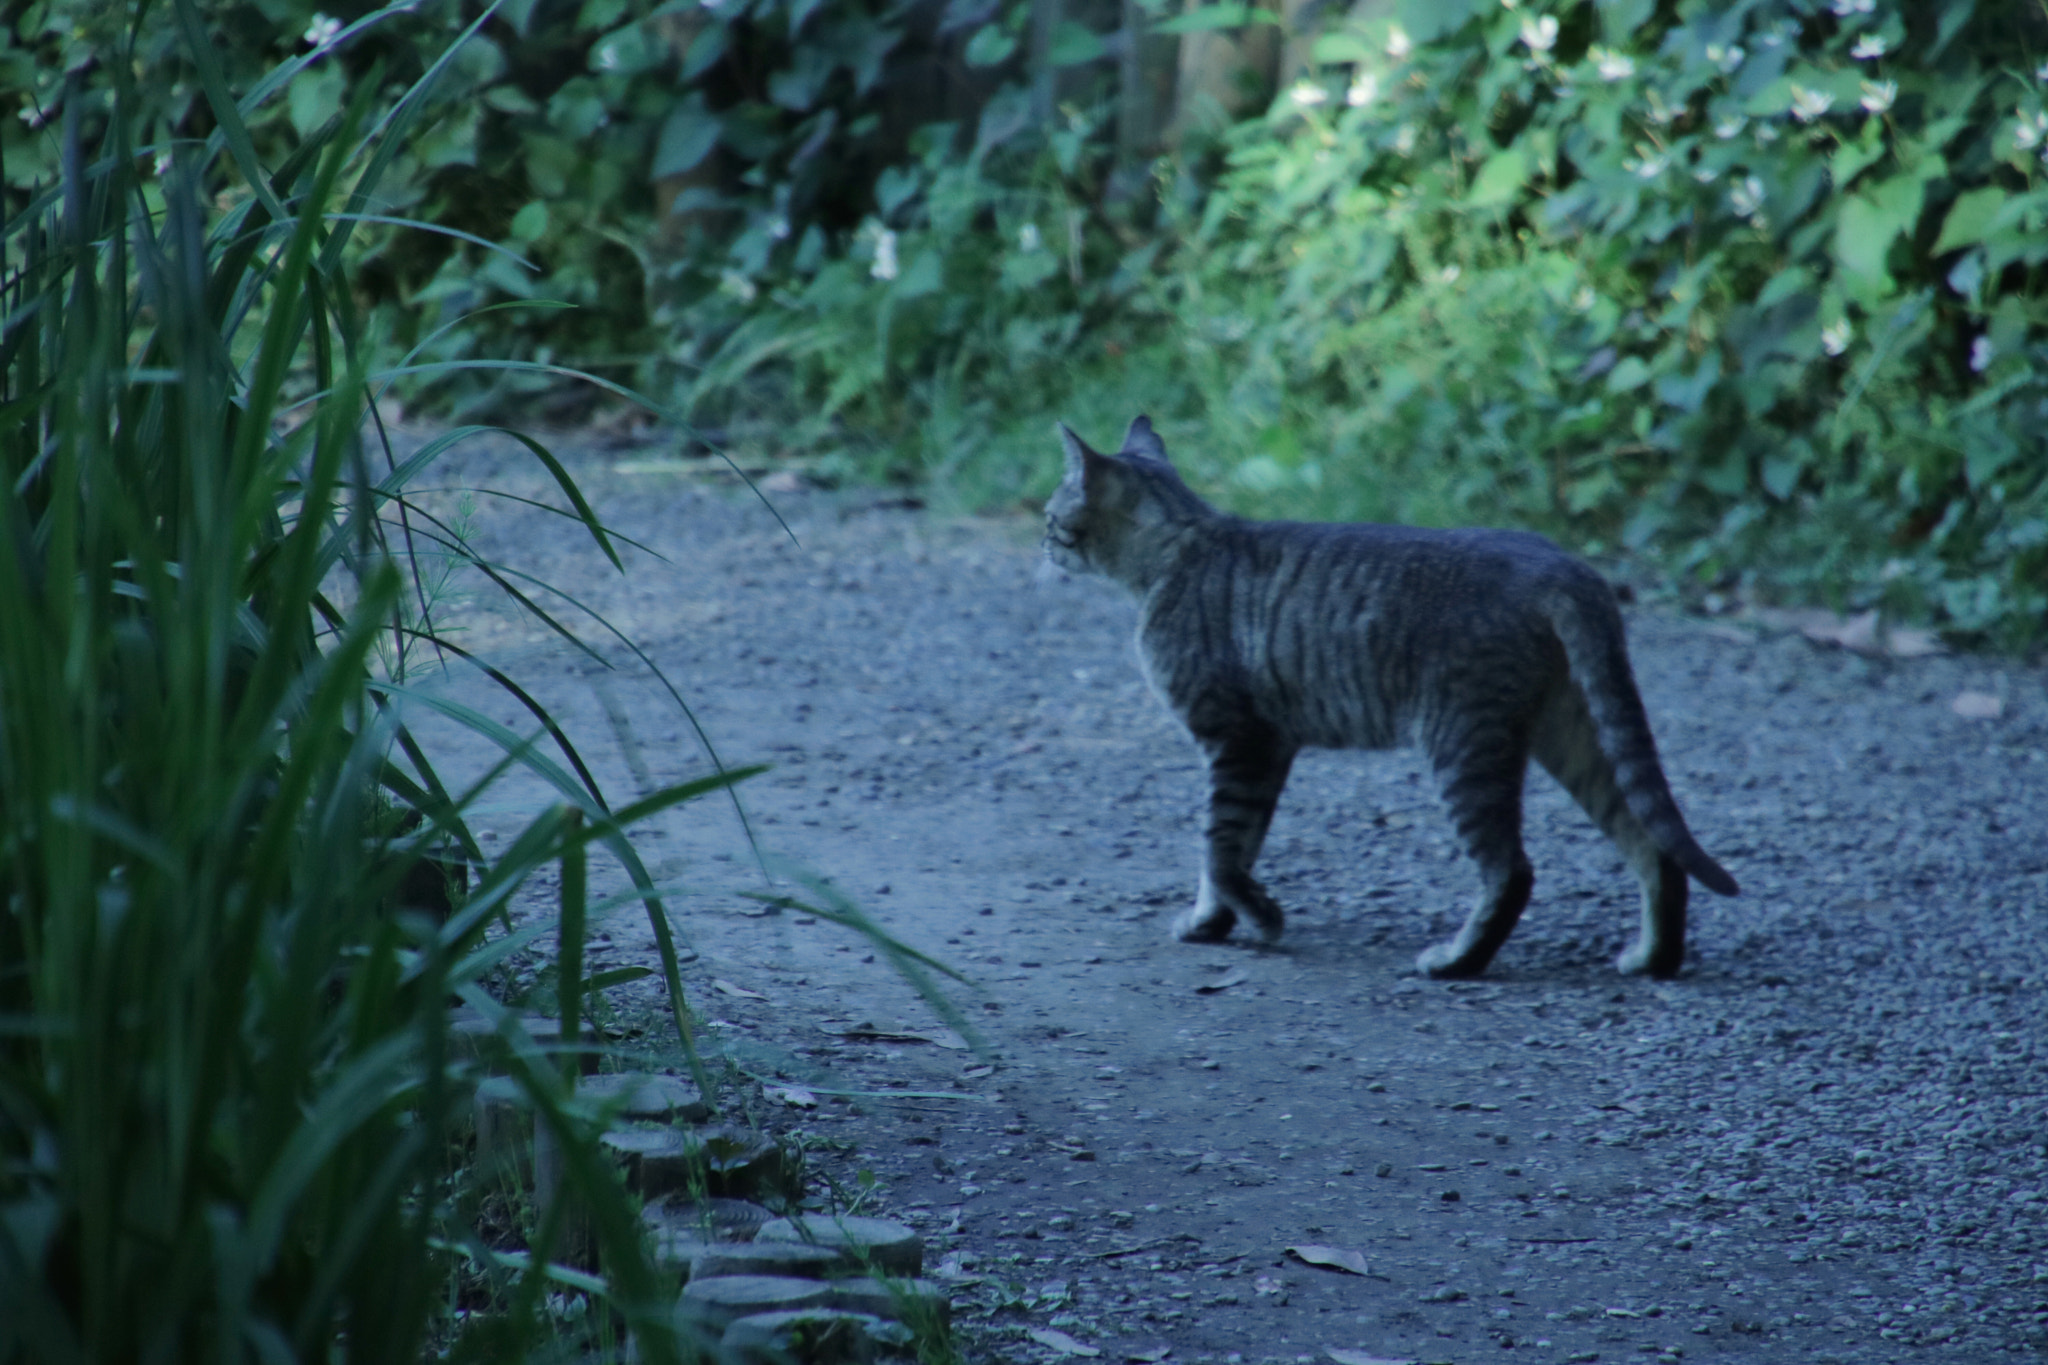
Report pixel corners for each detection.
[1195,967,1250,994]
[1952,691,2005,720]
[1027,1327,1103,1357]
[1287,1244,1372,1276]
[1325,1352,1416,1365]
[713,978,768,1000]
[764,1084,818,1108]
[1751,607,1943,659]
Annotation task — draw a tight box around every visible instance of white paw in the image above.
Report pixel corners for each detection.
[1615,939,1681,977]
[1173,906,1235,943]
[1416,938,1487,979]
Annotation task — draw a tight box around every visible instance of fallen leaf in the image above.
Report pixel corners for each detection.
[1195,967,1250,994]
[764,1084,818,1108]
[1952,690,2004,720]
[1287,1244,1372,1276]
[1751,607,1944,658]
[825,1026,953,1046]
[1253,1275,1285,1296]
[1125,1348,1171,1363]
[1027,1328,1102,1357]
[1325,1352,1416,1365]
[713,978,767,1001]
[1883,626,1944,658]
[963,1064,996,1079]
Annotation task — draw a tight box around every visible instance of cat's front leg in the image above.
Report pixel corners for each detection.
[1174,730,1297,944]
[1173,871,1238,942]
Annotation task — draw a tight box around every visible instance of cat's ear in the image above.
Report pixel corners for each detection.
[1120,415,1169,464]
[1058,422,1099,480]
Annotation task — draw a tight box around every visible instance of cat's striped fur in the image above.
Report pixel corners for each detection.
[1044,416,1739,979]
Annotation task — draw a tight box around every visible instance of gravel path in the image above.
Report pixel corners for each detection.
[416,432,2048,1364]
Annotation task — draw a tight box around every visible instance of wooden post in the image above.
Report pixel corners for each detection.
[1118,0,1181,162]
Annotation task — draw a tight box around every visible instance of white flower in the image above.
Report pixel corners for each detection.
[1970,335,1995,372]
[1705,43,1744,74]
[1859,80,1896,114]
[1436,264,1461,284]
[1386,24,1412,58]
[2015,110,2048,151]
[1693,166,1719,183]
[302,12,341,48]
[1627,150,1669,179]
[1591,47,1635,81]
[870,229,899,281]
[1715,113,1747,139]
[718,269,757,303]
[1288,80,1329,108]
[18,102,48,130]
[1572,285,1597,312]
[1645,91,1680,125]
[1501,0,1518,8]
[595,42,621,71]
[769,215,791,240]
[1754,121,1780,144]
[1852,34,1887,60]
[1790,85,1835,122]
[1821,319,1853,356]
[1018,222,1042,252]
[154,150,173,175]
[1392,123,1418,154]
[1729,175,1766,218]
[1520,14,1559,53]
[1346,72,1380,107]
[1829,0,1873,13]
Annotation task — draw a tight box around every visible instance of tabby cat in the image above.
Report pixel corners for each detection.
[1042,416,1739,979]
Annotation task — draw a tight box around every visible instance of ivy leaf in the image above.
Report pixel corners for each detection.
[964,23,1019,66]
[1047,20,1107,66]
[508,201,549,243]
[1311,32,1374,62]
[682,23,728,80]
[892,249,943,299]
[1932,186,2005,256]
[1830,134,1886,197]
[789,0,828,35]
[768,46,835,111]
[653,102,721,176]
[1466,146,1528,210]
[1606,355,1652,392]
[1834,176,1923,298]
[874,165,921,216]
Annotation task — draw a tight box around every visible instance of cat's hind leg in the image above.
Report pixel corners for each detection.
[1532,696,1687,977]
[1416,739,1535,978]
[1175,729,1297,944]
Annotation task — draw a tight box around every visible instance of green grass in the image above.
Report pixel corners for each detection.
[0,12,750,1361]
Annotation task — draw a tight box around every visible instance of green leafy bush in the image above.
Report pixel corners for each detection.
[2,0,1037,418]
[1171,0,2048,643]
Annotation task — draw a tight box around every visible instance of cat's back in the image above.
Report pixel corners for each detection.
[1156,515,1587,625]
[1139,515,1592,746]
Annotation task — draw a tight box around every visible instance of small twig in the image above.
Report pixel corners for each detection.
[1091,1234,1202,1259]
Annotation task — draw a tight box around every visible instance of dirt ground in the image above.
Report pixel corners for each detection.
[411,430,2048,1365]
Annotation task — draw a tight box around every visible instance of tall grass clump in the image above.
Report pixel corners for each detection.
[0,9,757,1360]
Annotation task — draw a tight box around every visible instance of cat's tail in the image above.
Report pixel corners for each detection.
[1541,575,1741,897]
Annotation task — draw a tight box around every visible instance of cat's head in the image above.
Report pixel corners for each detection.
[1043,416,1211,587]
